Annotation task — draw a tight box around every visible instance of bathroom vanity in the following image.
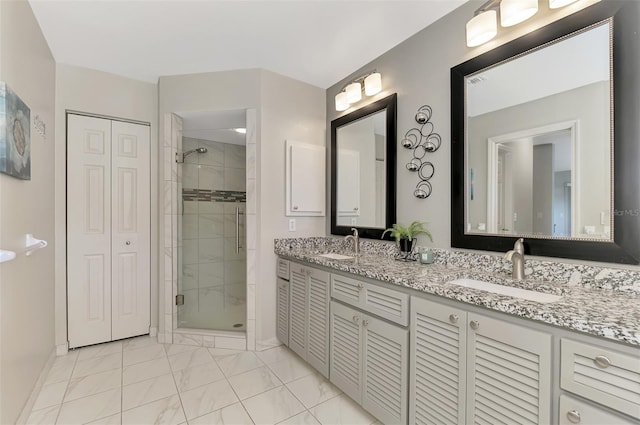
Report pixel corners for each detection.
[274,237,640,425]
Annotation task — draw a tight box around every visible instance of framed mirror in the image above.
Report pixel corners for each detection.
[331,93,397,239]
[451,2,640,264]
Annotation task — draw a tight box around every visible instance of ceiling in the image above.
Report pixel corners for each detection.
[28,0,466,89]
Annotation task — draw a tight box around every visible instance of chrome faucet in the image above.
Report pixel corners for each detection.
[504,238,525,280]
[345,228,360,256]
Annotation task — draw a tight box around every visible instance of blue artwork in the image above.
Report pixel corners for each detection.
[0,82,31,180]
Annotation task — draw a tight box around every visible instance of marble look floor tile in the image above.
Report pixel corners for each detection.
[207,348,245,358]
[180,379,239,420]
[310,394,376,425]
[255,346,299,365]
[277,411,322,425]
[72,352,122,378]
[122,373,177,411]
[215,351,263,378]
[32,380,67,410]
[65,368,121,402]
[122,394,185,425]
[266,355,316,383]
[86,413,121,424]
[123,343,166,366]
[57,388,121,425]
[241,386,305,425]
[168,347,214,372]
[77,341,123,361]
[44,359,76,384]
[228,365,282,400]
[164,343,198,357]
[173,361,225,392]
[25,405,59,425]
[122,335,158,351]
[189,402,253,425]
[285,372,342,409]
[123,356,171,386]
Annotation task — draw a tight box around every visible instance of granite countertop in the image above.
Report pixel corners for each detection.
[274,243,640,347]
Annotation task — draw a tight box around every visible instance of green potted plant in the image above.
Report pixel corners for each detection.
[382,221,433,257]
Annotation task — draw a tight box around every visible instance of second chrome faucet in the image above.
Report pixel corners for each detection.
[504,238,525,280]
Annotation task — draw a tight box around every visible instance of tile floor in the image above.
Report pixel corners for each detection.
[26,336,379,425]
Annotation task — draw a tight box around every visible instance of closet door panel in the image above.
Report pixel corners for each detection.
[111,121,151,340]
[67,115,113,348]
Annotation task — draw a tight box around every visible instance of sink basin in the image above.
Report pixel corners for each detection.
[449,278,562,304]
[317,253,354,260]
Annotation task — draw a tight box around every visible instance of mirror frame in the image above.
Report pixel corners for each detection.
[331,93,397,239]
[451,1,640,264]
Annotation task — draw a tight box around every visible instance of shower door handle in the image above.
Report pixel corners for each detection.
[236,207,244,254]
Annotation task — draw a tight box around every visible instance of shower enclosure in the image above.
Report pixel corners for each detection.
[176,127,247,332]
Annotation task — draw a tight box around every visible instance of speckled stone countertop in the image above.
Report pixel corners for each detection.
[275,238,640,347]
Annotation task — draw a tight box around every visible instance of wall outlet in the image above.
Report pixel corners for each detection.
[288,219,296,232]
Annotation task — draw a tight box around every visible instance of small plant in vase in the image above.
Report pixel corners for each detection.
[382,221,433,261]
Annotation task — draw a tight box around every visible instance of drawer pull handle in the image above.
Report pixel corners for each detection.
[449,314,459,324]
[470,320,480,330]
[594,355,611,368]
[566,410,581,424]
[353,315,360,323]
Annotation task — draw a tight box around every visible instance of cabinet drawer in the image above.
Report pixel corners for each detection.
[559,394,637,425]
[363,283,409,326]
[331,274,363,306]
[331,274,409,326]
[561,339,640,420]
[277,258,290,280]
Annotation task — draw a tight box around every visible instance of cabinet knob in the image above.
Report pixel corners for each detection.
[469,320,480,330]
[362,319,369,327]
[566,410,581,424]
[357,283,364,290]
[125,241,131,246]
[449,314,459,324]
[594,355,611,368]
[352,315,360,323]
[354,207,359,211]
[293,205,299,210]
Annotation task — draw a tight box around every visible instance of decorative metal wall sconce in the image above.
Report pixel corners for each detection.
[401,105,441,199]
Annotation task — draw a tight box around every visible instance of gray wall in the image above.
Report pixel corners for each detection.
[0,0,56,422]
[326,0,601,248]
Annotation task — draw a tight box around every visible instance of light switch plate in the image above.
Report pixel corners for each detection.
[288,219,296,232]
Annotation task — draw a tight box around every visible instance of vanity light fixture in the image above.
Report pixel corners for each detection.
[334,71,382,111]
[549,0,579,9]
[500,0,538,27]
[467,0,579,47]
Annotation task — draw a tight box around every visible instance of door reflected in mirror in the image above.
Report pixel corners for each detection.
[336,110,386,228]
[465,21,612,241]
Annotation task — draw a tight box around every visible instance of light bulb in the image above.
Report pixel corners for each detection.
[466,10,497,47]
[364,73,382,96]
[335,91,349,112]
[345,82,362,103]
[500,0,538,27]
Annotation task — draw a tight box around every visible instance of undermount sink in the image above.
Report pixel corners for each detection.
[317,253,354,260]
[449,278,562,304]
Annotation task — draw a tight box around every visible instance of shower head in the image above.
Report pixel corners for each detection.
[176,147,208,163]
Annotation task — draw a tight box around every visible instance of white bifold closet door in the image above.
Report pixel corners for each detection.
[67,114,150,349]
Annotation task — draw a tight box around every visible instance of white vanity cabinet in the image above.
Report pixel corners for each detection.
[288,262,330,377]
[560,338,640,421]
[411,297,552,425]
[276,259,290,346]
[330,300,409,425]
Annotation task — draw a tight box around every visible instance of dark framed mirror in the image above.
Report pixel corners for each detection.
[451,1,640,264]
[331,93,397,239]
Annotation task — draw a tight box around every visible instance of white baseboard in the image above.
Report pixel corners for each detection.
[16,348,57,425]
[149,327,158,337]
[56,342,68,356]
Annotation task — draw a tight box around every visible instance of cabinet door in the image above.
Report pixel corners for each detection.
[276,278,289,346]
[307,268,330,377]
[467,312,552,425]
[362,313,409,425]
[286,140,325,216]
[289,263,308,358]
[330,301,362,402]
[411,297,467,425]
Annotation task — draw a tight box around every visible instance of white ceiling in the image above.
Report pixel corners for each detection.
[28,0,466,89]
